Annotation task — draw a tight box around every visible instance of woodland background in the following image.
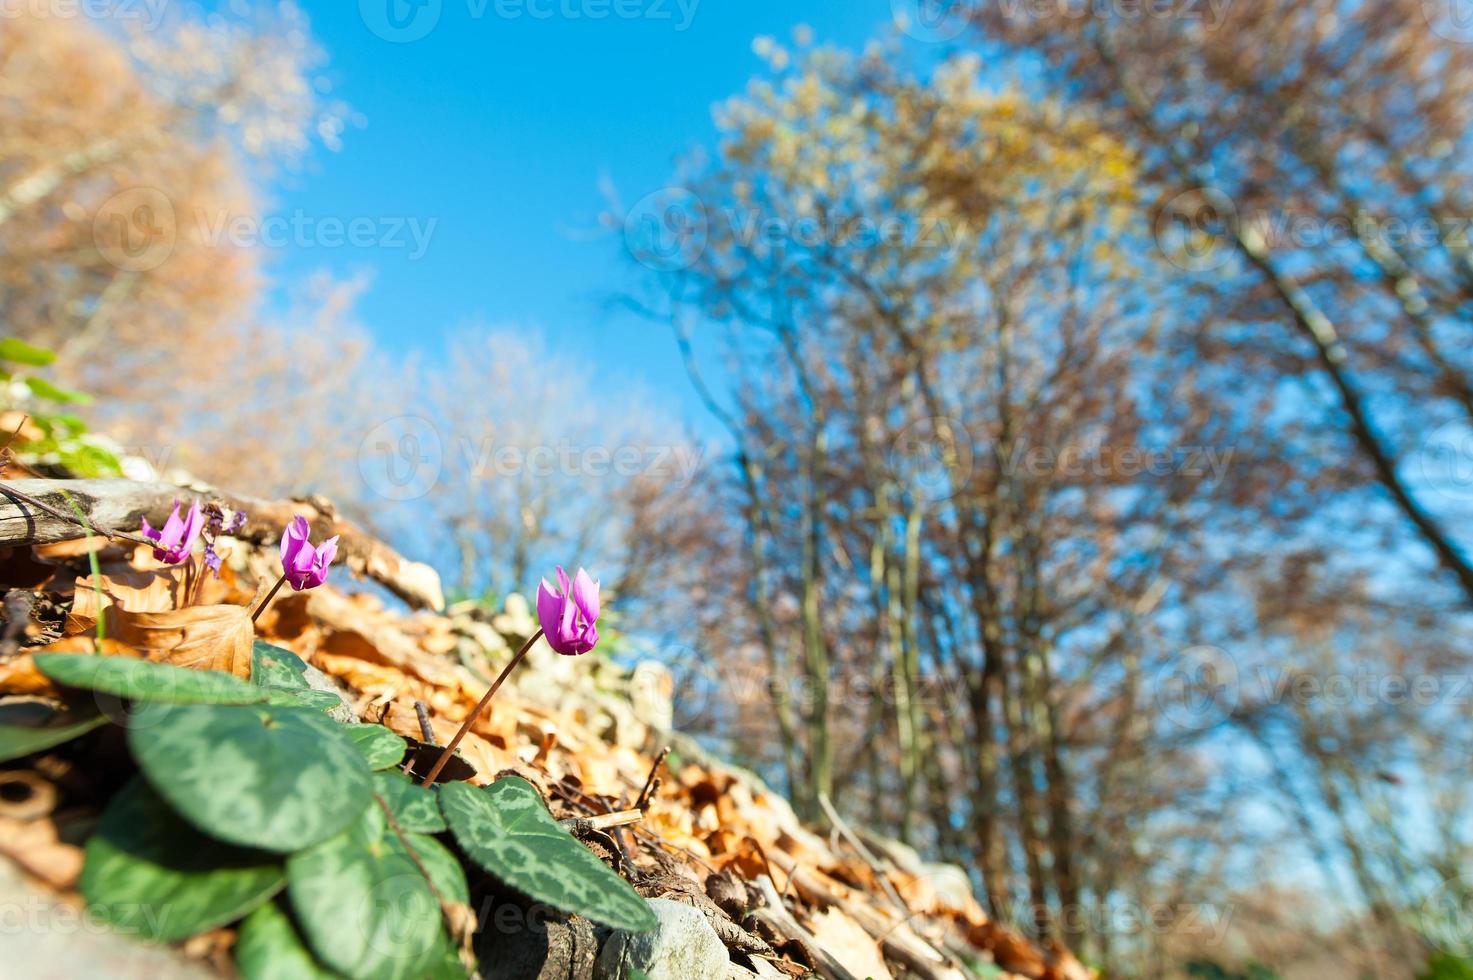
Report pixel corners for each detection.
[5,2,1473,977]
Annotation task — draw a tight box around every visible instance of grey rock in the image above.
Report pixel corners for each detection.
[595,898,729,980]
[301,663,357,724]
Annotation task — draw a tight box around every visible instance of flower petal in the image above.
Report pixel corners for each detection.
[280,515,310,566]
[571,568,600,623]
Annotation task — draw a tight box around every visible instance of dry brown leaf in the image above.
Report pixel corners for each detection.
[1045,941,1093,980]
[314,651,413,698]
[32,538,125,560]
[0,655,55,697]
[108,602,254,678]
[66,567,187,635]
[970,921,1048,977]
[808,907,895,980]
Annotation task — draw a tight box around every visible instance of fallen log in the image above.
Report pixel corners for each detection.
[0,479,443,611]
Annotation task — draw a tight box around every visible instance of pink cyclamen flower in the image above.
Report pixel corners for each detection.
[536,566,600,655]
[279,516,339,591]
[141,500,205,565]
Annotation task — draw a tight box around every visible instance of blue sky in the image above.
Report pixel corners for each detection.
[263,0,926,429]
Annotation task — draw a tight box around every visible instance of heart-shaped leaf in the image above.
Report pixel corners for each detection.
[251,641,311,690]
[439,777,656,933]
[235,899,343,980]
[35,654,265,704]
[344,725,407,770]
[129,702,372,852]
[373,772,445,833]
[286,802,447,980]
[80,777,284,942]
[0,702,107,762]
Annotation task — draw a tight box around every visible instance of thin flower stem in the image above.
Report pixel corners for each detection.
[420,628,544,788]
[250,572,289,625]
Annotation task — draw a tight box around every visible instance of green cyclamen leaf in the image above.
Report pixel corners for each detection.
[344,725,408,770]
[251,641,312,690]
[235,899,343,980]
[423,935,471,980]
[439,777,657,933]
[286,802,447,980]
[373,772,446,833]
[35,654,265,705]
[0,702,107,762]
[404,829,467,904]
[0,337,57,366]
[128,702,372,852]
[263,687,345,713]
[80,777,284,943]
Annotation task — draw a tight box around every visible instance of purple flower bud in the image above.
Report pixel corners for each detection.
[279,515,338,591]
[203,542,223,577]
[141,500,205,565]
[536,566,600,656]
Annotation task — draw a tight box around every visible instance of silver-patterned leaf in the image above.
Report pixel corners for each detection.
[80,777,284,942]
[373,772,446,833]
[439,777,656,933]
[128,701,372,852]
[344,724,408,770]
[250,641,311,690]
[286,802,445,980]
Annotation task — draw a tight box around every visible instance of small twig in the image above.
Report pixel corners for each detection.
[420,628,543,787]
[631,827,720,876]
[635,745,670,810]
[751,875,861,980]
[560,808,645,834]
[249,572,288,625]
[414,701,436,744]
[817,792,909,915]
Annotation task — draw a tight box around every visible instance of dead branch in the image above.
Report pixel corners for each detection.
[0,479,443,610]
